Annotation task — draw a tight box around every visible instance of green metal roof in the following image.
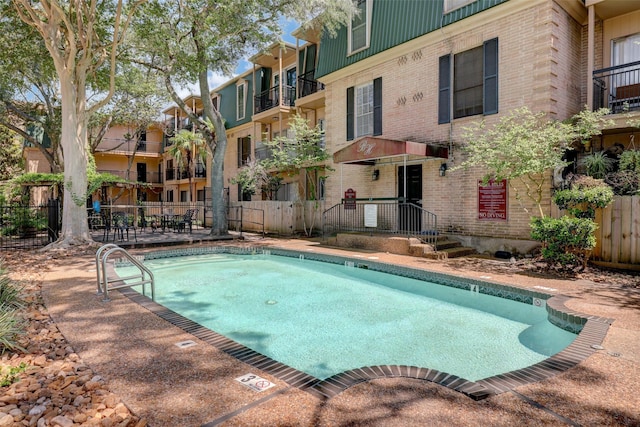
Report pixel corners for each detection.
[315,0,508,78]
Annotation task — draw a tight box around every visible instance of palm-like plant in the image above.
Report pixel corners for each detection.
[167,130,208,202]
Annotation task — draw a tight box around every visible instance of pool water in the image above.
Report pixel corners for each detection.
[116,253,577,381]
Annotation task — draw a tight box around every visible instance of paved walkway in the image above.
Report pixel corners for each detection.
[41,235,640,426]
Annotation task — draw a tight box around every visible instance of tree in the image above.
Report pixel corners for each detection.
[167,129,208,203]
[0,9,63,172]
[236,114,330,235]
[0,126,23,181]
[132,0,354,235]
[7,0,144,247]
[456,106,612,217]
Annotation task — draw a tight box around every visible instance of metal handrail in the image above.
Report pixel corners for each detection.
[322,201,438,248]
[96,244,155,302]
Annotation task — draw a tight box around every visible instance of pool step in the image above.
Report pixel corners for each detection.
[409,237,476,260]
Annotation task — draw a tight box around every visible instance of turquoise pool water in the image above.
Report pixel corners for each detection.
[116,253,577,381]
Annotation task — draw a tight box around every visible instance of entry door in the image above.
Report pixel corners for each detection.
[398,165,423,232]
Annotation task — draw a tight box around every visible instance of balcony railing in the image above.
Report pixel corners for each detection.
[298,70,324,98]
[254,85,296,114]
[164,163,206,181]
[97,170,163,184]
[95,138,162,154]
[255,146,273,161]
[593,60,640,114]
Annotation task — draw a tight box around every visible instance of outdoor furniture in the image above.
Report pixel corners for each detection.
[176,209,198,233]
[109,212,137,242]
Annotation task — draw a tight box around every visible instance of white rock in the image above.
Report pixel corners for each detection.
[28,405,47,416]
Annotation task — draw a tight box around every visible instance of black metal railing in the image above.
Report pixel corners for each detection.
[0,199,60,250]
[298,70,324,98]
[165,163,206,181]
[97,170,163,184]
[94,139,162,154]
[227,205,265,237]
[254,85,296,114]
[322,199,438,248]
[593,60,640,113]
[254,146,273,161]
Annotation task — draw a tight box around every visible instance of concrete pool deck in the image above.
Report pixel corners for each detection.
[38,235,640,426]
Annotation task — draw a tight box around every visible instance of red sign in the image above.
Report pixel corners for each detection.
[344,188,356,210]
[478,179,508,221]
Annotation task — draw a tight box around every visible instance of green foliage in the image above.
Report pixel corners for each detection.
[0,266,23,310]
[530,216,597,270]
[231,159,268,198]
[0,304,25,354]
[553,177,614,219]
[569,108,614,145]
[458,106,613,217]
[619,150,640,174]
[583,151,614,179]
[0,362,27,386]
[0,207,46,237]
[0,127,23,181]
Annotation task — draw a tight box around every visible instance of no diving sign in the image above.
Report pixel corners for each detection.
[235,373,275,392]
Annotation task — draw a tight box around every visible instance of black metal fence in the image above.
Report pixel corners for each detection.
[0,199,60,250]
[322,200,438,247]
[593,60,640,113]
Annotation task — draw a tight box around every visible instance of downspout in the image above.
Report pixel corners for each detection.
[587,4,595,110]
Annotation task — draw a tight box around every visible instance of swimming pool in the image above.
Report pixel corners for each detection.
[113,246,610,399]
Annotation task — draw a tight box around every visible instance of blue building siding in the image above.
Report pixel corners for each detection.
[315,0,508,78]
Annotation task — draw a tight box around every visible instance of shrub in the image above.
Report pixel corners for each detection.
[605,170,640,196]
[553,176,614,219]
[619,150,640,173]
[530,216,597,270]
[0,266,23,309]
[0,304,25,354]
[0,362,27,386]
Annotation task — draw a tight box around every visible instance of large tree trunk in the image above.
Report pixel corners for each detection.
[209,113,228,235]
[48,72,92,247]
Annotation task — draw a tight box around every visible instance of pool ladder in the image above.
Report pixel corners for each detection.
[96,244,155,302]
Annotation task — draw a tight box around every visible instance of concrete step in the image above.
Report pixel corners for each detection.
[435,239,463,250]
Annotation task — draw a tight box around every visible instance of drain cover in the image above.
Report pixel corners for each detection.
[175,340,197,349]
[608,351,622,357]
[591,344,605,350]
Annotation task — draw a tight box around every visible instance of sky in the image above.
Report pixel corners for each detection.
[174,18,299,100]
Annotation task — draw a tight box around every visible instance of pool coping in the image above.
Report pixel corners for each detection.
[112,245,614,401]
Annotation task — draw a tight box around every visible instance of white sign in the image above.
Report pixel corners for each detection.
[364,204,378,227]
[235,373,276,392]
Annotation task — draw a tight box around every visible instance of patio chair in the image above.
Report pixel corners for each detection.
[176,208,198,233]
[110,212,137,242]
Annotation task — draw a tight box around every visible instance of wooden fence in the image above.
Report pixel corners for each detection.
[592,195,640,268]
[229,201,325,236]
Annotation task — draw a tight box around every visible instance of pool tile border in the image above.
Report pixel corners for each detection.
[116,245,613,401]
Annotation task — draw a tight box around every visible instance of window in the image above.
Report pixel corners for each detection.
[444,0,474,13]
[346,77,382,141]
[237,81,247,120]
[348,0,372,54]
[166,190,174,202]
[237,136,251,167]
[197,189,205,202]
[212,94,220,111]
[612,33,640,88]
[317,119,326,149]
[180,190,188,202]
[438,38,498,123]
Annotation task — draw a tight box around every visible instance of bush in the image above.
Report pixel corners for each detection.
[530,216,597,270]
[0,265,23,309]
[584,151,614,179]
[0,304,25,354]
[605,170,640,196]
[553,176,614,219]
[619,150,640,173]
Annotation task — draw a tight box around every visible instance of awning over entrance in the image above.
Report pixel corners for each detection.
[332,137,448,164]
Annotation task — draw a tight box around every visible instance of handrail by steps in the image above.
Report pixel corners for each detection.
[96,243,155,302]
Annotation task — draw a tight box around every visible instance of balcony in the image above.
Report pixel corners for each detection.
[165,163,206,181]
[97,170,163,184]
[298,70,324,98]
[254,85,296,114]
[94,138,162,155]
[593,60,640,114]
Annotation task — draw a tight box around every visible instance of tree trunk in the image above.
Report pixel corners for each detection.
[48,72,92,247]
[210,112,228,235]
